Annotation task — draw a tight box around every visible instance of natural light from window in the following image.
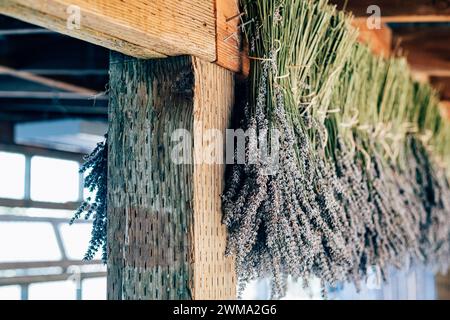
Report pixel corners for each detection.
[0,152,25,199]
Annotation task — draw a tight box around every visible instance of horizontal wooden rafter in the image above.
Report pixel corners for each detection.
[0,65,99,96]
[0,259,102,270]
[0,0,216,60]
[1,0,166,59]
[393,26,450,77]
[331,0,450,22]
[0,271,106,286]
[0,0,246,73]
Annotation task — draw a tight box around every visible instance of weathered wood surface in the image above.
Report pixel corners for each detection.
[216,0,248,74]
[437,271,450,300]
[107,53,235,299]
[1,0,215,60]
[0,0,247,73]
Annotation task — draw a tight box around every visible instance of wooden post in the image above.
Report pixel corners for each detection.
[436,272,450,300]
[107,53,236,299]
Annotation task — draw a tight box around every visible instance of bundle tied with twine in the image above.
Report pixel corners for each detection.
[222,0,450,298]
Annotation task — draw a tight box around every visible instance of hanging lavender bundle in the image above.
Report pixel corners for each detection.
[222,0,358,298]
[224,0,450,299]
[71,135,108,262]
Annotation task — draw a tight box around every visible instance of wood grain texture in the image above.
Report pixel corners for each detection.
[1,0,164,59]
[437,271,450,299]
[191,57,236,299]
[1,0,215,61]
[107,54,235,299]
[331,0,450,22]
[216,0,248,74]
[393,26,450,76]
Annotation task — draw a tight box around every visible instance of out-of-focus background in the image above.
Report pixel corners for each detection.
[0,15,108,300]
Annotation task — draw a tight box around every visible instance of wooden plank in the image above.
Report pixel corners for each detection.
[216,0,248,74]
[353,20,392,57]
[191,57,236,299]
[1,0,216,61]
[436,272,450,300]
[331,0,450,22]
[0,91,107,100]
[1,0,164,59]
[0,65,98,96]
[393,26,450,77]
[0,260,102,270]
[0,197,80,210]
[0,143,85,161]
[0,214,91,224]
[0,271,106,286]
[107,53,235,300]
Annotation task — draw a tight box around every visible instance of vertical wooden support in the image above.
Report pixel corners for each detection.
[436,272,450,300]
[107,53,236,299]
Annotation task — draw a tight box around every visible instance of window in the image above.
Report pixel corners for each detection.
[0,285,20,300]
[0,152,25,199]
[59,224,102,260]
[29,281,76,300]
[0,222,61,262]
[30,156,80,203]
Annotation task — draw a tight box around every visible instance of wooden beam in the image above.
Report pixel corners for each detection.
[0,0,247,73]
[0,103,107,115]
[0,28,54,35]
[0,271,106,286]
[0,65,99,96]
[437,272,450,299]
[393,26,450,77]
[0,198,80,210]
[1,0,165,59]
[0,214,91,224]
[11,69,108,76]
[0,260,102,270]
[107,53,235,299]
[331,0,450,22]
[0,0,216,60]
[0,91,107,100]
[0,143,84,161]
[216,0,248,74]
